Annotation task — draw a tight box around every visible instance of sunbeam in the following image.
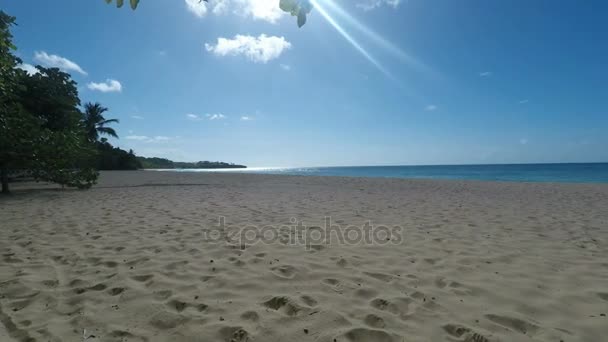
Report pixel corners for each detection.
[318,0,434,75]
[310,0,391,77]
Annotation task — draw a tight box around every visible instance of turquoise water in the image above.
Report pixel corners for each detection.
[168,163,608,183]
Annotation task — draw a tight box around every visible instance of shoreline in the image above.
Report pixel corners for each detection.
[138,163,608,185]
[118,169,608,187]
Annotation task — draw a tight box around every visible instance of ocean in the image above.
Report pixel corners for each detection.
[163,163,608,183]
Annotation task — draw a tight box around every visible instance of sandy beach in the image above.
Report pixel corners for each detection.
[1,171,607,342]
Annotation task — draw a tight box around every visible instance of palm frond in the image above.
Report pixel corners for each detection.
[97,126,119,139]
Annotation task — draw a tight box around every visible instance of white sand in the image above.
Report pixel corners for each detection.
[1,171,607,342]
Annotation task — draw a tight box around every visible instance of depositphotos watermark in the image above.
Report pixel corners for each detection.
[203,217,403,249]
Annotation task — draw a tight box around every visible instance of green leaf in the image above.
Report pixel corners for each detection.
[280,0,299,14]
[116,0,124,8]
[130,0,139,9]
[297,12,307,28]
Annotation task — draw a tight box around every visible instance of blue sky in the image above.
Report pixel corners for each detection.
[5,0,607,166]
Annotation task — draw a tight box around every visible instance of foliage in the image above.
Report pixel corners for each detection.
[30,130,99,189]
[137,156,174,169]
[96,139,141,170]
[279,0,313,28]
[104,0,313,27]
[1,12,99,193]
[18,66,81,131]
[82,102,119,142]
[105,0,141,10]
[137,156,246,169]
[0,11,19,99]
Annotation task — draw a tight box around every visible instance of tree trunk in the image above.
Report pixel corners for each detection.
[1,166,9,194]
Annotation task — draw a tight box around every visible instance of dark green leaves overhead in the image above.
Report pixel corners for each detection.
[105,0,312,27]
[279,0,313,27]
[105,0,141,10]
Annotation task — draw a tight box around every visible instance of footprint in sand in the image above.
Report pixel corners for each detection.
[369,297,412,316]
[108,287,125,296]
[270,265,297,279]
[131,274,154,282]
[240,310,260,322]
[262,296,302,317]
[443,323,491,342]
[485,314,539,335]
[109,330,147,342]
[300,295,318,307]
[363,314,386,328]
[338,328,403,342]
[219,327,251,342]
[74,283,107,294]
[363,272,393,282]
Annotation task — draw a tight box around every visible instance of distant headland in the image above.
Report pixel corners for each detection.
[137,157,246,169]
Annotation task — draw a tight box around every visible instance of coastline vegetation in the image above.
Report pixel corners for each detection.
[0,11,244,194]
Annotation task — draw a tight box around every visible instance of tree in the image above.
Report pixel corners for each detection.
[19,66,82,131]
[0,11,25,193]
[82,102,119,141]
[96,138,141,170]
[104,0,314,27]
[1,12,99,193]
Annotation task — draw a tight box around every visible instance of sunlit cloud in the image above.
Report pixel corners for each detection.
[479,71,493,77]
[34,51,87,75]
[16,63,38,75]
[206,113,226,120]
[280,64,291,71]
[519,99,529,104]
[186,113,201,121]
[87,79,122,93]
[240,116,253,121]
[356,0,401,11]
[131,115,144,120]
[205,34,291,63]
[126,135,173,143]
[185,0,284,23]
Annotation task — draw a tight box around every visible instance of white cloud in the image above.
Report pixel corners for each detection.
[131,115,144,120]
[33,51,87,75]
[240,116,253,121]
[16,63,38,75]
[205,34,291,63]
[126,135,173,143]
[280,64,291,71]
[206,113,226,120]
[520,138,528,145]
[87,79,122,93]
[185,0,208,17]
[425,104,437,111]
[519,99,529,104]
[479,71,493,77]
[126,135,149,141]
[357,0,402,11]
[185,0,284,23]
[187,113,227,121]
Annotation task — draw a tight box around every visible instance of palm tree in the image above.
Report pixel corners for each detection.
[82,102,119,141]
